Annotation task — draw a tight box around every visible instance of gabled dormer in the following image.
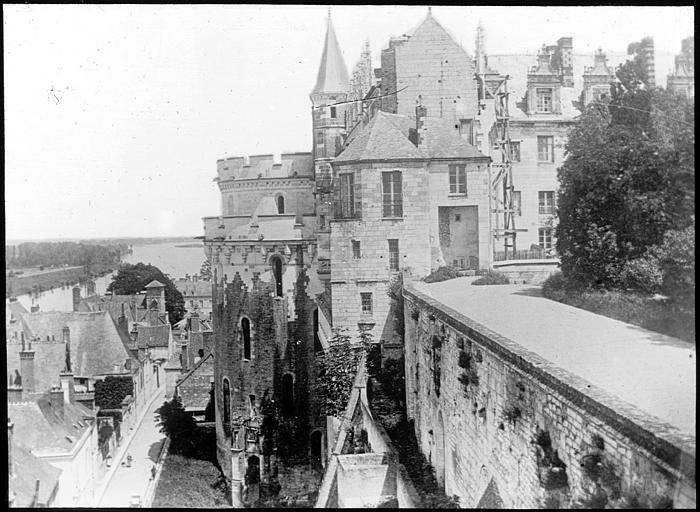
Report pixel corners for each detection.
[526,46,562,115]
[582,49,614,106]
[667,36,694,99]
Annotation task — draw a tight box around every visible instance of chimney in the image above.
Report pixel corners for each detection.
[50,386,65,419]
[181,343,189,371]
[191,311,201,332]
[640,37,655,86]
[411,103,427,147]
[19,342,36,394]
[72,286,81,312]
[193,274,198,283]
[118,303,127,331]
[30,304,40,313]
[557,37,574,87]
[60,371,75,404]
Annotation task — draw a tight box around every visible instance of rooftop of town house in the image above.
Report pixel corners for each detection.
[136,323,172,348]
[174,279,212,297]
[10,440,62,507]
[9,392,95,455]
[408,277,696,438]
[6,311,136,391]
[175,351,214,411]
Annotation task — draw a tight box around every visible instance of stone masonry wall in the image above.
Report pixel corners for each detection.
[402,286,696,509]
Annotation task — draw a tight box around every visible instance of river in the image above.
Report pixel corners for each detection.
[9,241,206,312]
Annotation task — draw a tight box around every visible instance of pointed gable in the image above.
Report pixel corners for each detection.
[311,15,349,95]
[402,10,466,55]
[335,111,426,163]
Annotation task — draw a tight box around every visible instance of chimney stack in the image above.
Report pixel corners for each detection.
[49,386,65,419]
[60,371,75,404]
[30,304,40,313]
[19,342,36,394]
[118,303,128,331]
[190,311,201,332]
[72,286,81,312]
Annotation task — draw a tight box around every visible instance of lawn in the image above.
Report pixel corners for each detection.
[151,427,229,508]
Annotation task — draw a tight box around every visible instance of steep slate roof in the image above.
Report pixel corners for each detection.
[175,280,212,298]
[10,441,62,507]
[7,311,134,390]
[336,110,488,163]
[335,111,426,163]
[176,352,214,411]
[311,14,350,95]
[9,393,94,455]
[136,324,171,348]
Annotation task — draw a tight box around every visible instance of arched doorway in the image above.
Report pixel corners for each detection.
[242,318,251,360]
[281,373,295,418]
[276,195,285,214]
[435,411,446,487]
[310,430,323,467]
[271,257,283,297]
[223,378,231,438]
[246,456,261,485]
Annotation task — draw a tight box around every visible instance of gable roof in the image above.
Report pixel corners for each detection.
[175,279,212,298]
[9,393,94,455]
[10,441,62,507]
[176,351,214,411]
[335,111,426,163]
[311,14,350,95]
[421,118,490,159]
[145,280,165,289]
[136,324,171,348]
[7,311,134,390]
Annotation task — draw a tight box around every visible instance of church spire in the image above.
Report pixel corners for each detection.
[311,10,350,96]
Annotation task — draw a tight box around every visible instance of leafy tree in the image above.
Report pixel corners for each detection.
[199,259,212,281]
[556,40,694,294]
[94,376,134,409]
[107,262,185,324]
[154,396,197,454]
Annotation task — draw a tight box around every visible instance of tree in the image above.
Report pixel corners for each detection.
[199,259,212,281]
[556,40,694,292]
[154,396,197,454]
[107,262,186,324]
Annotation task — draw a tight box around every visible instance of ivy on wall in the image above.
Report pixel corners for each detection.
[94,375,135,410]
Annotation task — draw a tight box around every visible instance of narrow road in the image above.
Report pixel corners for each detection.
[98,387,167,507]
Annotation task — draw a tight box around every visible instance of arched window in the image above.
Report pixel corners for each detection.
[276,195,285,214]
[281,373,295,418]
[242,317,251,360]
[222,378,231,437]
[271,257,283,297]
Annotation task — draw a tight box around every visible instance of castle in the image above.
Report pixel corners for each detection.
[201,9,694,506]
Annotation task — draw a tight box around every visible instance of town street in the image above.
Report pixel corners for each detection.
[97,386,167,507]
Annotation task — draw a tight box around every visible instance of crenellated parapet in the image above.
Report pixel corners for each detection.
[216,153,313,183]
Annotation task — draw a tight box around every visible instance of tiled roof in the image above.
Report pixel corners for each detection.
[311,15,350,95]
[176,352,214,411]
[175,280,212,298]
[421,118,489,159]
[9,393,94,455]
[10,440,62,507]
[164,351,182,370]
[137,324,171,348]
[335,111,426,163]
[7,311,134,391]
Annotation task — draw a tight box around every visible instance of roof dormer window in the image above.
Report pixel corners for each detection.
[536,88,553,113]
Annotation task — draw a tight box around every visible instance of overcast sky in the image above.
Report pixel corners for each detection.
[4,5,693,241]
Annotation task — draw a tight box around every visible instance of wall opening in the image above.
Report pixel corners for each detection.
[277,195,285,214]
[223,378,231,438]
[310,430,323,467]
[271,257,283,297]
[242,317,251,360]
[281,373,295,418]
[246,455,261,485]
[313,308,323,352]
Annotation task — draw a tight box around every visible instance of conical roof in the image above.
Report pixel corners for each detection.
[311,14,349,95]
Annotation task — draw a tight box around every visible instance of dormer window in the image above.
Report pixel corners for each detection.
[536,88,553,113]
[330,106,337,118]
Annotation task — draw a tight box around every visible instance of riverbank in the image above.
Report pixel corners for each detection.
[6,264,115,298]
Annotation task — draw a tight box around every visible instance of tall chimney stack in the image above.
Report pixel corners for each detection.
[19,341,36,394]
[49,386,65,419]
[72,286,81,312]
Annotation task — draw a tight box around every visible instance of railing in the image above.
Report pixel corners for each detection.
[493,248,557,262]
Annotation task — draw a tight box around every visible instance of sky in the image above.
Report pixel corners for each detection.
[4,5,693,240]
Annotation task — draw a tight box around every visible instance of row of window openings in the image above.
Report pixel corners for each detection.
[509,191,556,216]
[506,138,554,163]
[350,239,400,270]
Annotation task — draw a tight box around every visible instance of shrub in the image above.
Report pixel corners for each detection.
[424,266,460,283]
[619,254,663,293]
[472,271,510,286]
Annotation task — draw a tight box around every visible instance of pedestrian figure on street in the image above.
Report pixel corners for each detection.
[126,454,133,467]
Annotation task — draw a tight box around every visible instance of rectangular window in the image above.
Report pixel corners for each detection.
[539,228,553,250]
[537,136,554,162]
[382,171,403,218]
[509,141,521,162]
[330,106,337,118]
[538,191,555,214]
[459,119,473,145]
[388,239,399,271]
[536,88,553,113]
[361,293,373,315]
[316,131,324,145]
[352,240,361,259]
[339,173,355,219]
[512,191,522,216]
[449,165,467,194]
[319,214,326,229]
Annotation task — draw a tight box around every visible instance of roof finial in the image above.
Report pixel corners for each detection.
[428,6,432,15]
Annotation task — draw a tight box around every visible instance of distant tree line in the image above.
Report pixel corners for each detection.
[5,241,127,269]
